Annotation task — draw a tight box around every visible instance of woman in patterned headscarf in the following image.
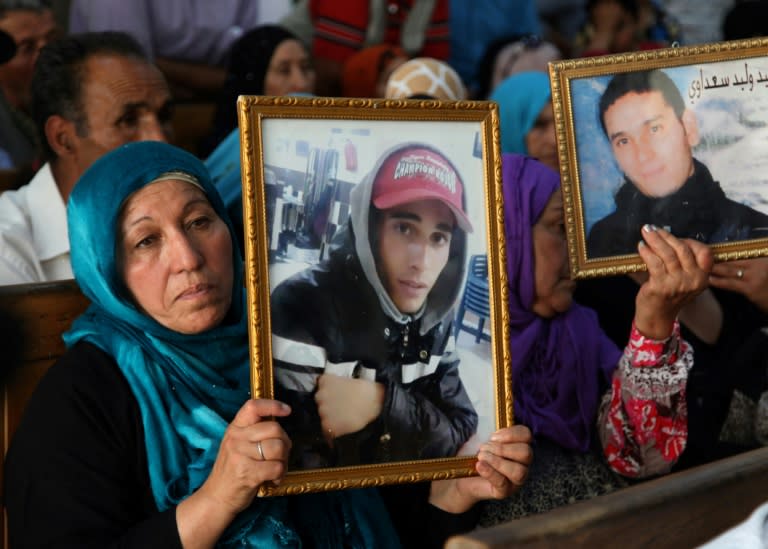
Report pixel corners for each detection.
[384,57,466,100]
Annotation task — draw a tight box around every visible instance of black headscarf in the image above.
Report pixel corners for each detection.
[202,25,300,156]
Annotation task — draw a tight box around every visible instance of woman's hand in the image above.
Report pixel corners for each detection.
[710,257,768,314]
[428,425,533,515]
[177,399,291,548]
[315,373,384,443]
[634,225,713,340]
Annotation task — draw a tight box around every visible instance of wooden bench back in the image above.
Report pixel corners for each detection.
[0,281,90,549]
[446,445,768,548]
[171,101,216,157]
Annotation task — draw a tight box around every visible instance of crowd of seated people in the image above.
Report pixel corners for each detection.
[1,1,767,546]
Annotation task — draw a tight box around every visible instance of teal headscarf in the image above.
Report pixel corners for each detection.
[490,71,552,155]
[63,141,400,548]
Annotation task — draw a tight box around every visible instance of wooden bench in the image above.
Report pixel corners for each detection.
[0,280,90,549]
[446,445,768,548]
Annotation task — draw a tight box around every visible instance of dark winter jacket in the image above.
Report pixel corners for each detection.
[271,154,478,470]
[587,159,768,258]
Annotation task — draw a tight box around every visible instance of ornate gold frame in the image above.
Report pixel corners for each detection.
[549,38,768,279]
[237,95,511,496]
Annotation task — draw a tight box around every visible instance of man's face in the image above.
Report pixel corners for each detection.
[71,54,173,176]
[376,199,455,314]
[603,90,698,197]
[0,8,58,110]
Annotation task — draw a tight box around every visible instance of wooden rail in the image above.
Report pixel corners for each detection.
[446,445,768,548]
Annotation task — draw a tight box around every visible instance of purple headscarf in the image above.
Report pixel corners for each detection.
[503,153,622,452]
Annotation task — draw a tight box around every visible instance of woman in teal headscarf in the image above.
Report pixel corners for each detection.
[490,71,558,172]
[5,141,533,547]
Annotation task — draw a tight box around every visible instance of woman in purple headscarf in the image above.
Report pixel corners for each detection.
[481,154,713,524]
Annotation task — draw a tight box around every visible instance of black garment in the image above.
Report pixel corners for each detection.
[271,229,478,469]
[4,341,476,548]
[0,307,23,386]
[574,276,768,469]
[4,342,179,549]
[587,159,768,258]
[380,482,481,549]
[478,437,629,525]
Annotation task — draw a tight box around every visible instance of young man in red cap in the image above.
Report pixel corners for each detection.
[271,142,478,470]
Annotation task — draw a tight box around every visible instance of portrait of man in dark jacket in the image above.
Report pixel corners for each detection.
[587,69,768,258]
[270,142,479,470]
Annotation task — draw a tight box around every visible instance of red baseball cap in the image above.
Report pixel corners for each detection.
[371,145,473,232]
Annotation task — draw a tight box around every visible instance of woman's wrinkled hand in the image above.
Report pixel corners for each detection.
[176,399,292,547]
[634,224,713,340]
[428,425,533,515]
[198,399,291,515]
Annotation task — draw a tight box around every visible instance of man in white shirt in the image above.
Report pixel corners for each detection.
[0,31,173,285]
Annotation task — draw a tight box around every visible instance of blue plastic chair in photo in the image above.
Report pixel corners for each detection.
[454,254,491,343]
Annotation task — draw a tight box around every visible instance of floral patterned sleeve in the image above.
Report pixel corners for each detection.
[598,320,693,478]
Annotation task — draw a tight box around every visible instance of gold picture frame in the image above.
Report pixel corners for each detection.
[549,38,768,279]
[238,95,512,496]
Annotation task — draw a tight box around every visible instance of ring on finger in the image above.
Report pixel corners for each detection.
[737,269,744,279]
[256,440,266,461]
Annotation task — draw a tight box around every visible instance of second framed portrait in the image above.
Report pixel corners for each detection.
[550,38,768,278]
[238,96,510,495]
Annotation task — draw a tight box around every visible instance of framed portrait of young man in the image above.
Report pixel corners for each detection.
[237,95,511,495]
[549,38,768,278]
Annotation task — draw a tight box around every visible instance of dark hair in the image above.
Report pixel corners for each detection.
[598,69,685,136]
[30,31,148,161]
[722,1,768,41]
[201,25,301,157]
